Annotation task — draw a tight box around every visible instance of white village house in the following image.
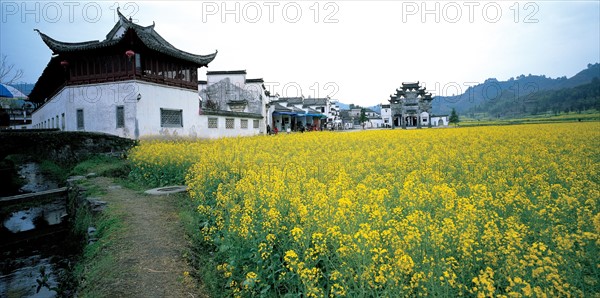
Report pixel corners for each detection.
[198,70,273,138]
[269,97,340,131]
[29,10,270,139]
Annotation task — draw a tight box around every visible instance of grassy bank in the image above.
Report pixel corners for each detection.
[68,155,205,297]
[459,110,600,126]
[72,198,125,296]
[66,154,134,297]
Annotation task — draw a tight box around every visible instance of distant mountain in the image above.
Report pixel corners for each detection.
[8,83,34,96]
[469,78,600,117]
[335,102,382,114]
[432,63,600,115]
[336,102,350,110]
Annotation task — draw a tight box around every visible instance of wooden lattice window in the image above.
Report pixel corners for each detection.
[241,119,248,129]
[208,117,218,128]
[160,108,183,127]
[253,119,259,129]
[226,118,234,129]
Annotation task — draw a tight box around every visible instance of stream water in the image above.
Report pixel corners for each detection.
[0,162,77,298]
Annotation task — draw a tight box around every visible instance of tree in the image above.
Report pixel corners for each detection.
[0,55,24,85]
[449,108,459,126]
[359,108,369,129]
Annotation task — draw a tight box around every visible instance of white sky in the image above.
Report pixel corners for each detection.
[1,1,599,106]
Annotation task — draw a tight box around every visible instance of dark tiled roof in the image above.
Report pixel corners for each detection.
[245,78,264,83]
[273,103,292,112]
[279,97,304,105]
[303,98,328,106]
[277,97,328,107]
[207,70,247,75]
[34,8,216,66]
[202,110,263,119]
[402,82,420,89]
[289,106,305,113]
[198,80,207,84]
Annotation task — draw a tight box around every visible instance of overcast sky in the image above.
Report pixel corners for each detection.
[1,1,599,106]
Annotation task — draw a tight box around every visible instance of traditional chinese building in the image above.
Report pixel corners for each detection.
[389,82,434,128]
[29,9,218,138]
[198,70,272,138]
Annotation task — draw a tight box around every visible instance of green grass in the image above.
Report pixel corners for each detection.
[73,209,125,297]
[76,179,107,197]
[65,155,131,297]
[71,154,131,178]
[459,110,600,126]
[178,194,224,296]
[39,159,71,182]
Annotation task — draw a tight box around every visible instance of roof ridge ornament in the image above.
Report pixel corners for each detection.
[116,6,130,25]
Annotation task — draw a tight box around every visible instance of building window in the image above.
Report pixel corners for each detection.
[160,108,183,127]
[135,53,142,73]
[76,109,84,130]
[253,119,259,129]
[208,117,218,128]
[226,118,234,129]
[116,106,125,128]
[61,113,65,130]
[241,119,248,129]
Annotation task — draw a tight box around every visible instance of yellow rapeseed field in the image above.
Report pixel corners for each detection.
[129,122,600,297]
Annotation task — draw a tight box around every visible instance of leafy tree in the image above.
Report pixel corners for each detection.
[449,108,459,126]
[358,108,369,129]
[360,108,368,123]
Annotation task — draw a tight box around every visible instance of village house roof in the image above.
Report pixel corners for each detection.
[276,97,328,107]
[305,107,321,114]
[207,70,246,75]
[245,78,264,83]
[273,103,292,112]
[302,98,328,107]
[288,106,305,113]
[278,97,304,105]
[35,8,217,66]
[202,110,263,119]
[30,8,217,104]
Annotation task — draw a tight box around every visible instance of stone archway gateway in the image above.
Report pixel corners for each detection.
[389,82,434,129]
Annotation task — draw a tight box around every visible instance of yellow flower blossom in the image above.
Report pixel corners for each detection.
[129,123,600,297]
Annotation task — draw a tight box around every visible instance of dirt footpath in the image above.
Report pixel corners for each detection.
[87,177,206,298]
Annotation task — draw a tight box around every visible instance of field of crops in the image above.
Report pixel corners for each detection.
[129,122,600,297]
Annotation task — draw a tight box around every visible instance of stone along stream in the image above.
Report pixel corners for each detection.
[0,161,78,297]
